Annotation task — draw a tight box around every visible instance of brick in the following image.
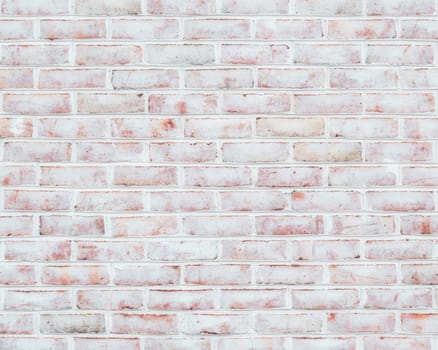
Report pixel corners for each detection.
[75,191,143,211]
[366,0,435,15]
[185,118,251,138]
[222,0,288,13]
[220,191,288,211]
[327,312,395,333]
[367,191,434,211]
[401,313,438,333]
[145,44,215,65]
[1,0,68,15]
[328,20,396,39]
[112,19,178,40]
[364,288,432,309]
[4,142,71,162]
[400,215,438,235]
[76,142,143,162]
[146,0,216,14]
[4,190,71,211]
[1,45,69,66]
[148,240,217,261]
[221,240,288,260]
[255,215,324,235]
[112,69,179,89]
[363,336,431,350]
[111,118,182,138]
[40,215,105,237]
[291,338,356,350]
[76,241,144,261]
[221,44,290,64]
[0,20,33,40]
[113,265,180,286]
[295,44,361,65]
[0,338,68,350]
[328,166,397,187]
[183,215,252,237]
[144,339,210,350]
[292,288,360,309]
[294,94,362,114]
[148,289,214,310]
[255,313,322,333]
[0,118,32,137]
[365,240,432,259]
[330,264,396,285]
[38,118,106,138]
[41,265,109,285]
[292,191,361,212]
[291,240,360,260]
[74,338,140,350]
[257,167,322,187]
[112,313,177,334]
[0,216,33,236]
[77,93,145,114]
[258,68,325,89]
[218,338,286,350]
[149,94,218,114]
[0,314,33,334]
[39,69,106,89]
[76,45,142,65]
[111,216,177,237]
[184,166,251,187]
[75,0,141,15]
[365,142,433,162]
[222,142,290,162]
[5,290,71,310]
[150,142,217,162]
[185,69,253,89]
[3,94,70,115]
[0,265,36,285]
[0,68,33,89]
[0,166,36,186]
[293,142,362,162]
[367,45,434,65]
[40,314,105,334]
[295,0,362,15]
[220,289,287,309]
[400,20,438,39]
[40,20,106,40]
[4,240,71,261]
[329,118,398,138]
[330,68,398,89]
[402,264,438,284]
[366,93,435,113]
[256,19,323,39]
[256,265,324,285]
[114,166,177,186]
[184,19,250,39]
[77,289,143,310]
[185,264,251,285]
[150,191,215,212]
[40,166,107,187]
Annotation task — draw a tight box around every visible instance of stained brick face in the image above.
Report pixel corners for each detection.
[0,0,437,349]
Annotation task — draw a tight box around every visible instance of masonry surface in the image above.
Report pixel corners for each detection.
[0,0,437,349]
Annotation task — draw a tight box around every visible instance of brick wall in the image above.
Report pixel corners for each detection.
[0,0,437,349]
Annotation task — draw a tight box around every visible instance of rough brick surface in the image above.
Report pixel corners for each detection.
[0,0,437,348]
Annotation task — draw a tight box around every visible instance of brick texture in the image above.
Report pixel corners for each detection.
[0,0,438,349]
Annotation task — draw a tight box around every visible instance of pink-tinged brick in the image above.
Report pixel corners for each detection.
[183,215,252,237]
[1,0,68,15]
[292,240,360,261]
[218,338,286,350]
[367,45,434,65]
[4,290,71,311]
[0,314,33,334]
[330,215,395,235]
[221,240,288,260]
[255,313,322,333]
[224,93,291,113]
[75,191,143,211]
[150,191,215,212]
[76,142,143,162]
[4,190,70,211]
[114,166,177,186]
[74,338,140,350]
[330,118,398,138]
[327,312,395,333]
[402,264,438,284]
[184,166,251,187]
[185,264,251,285]
[112,69,179,89]
[5,240,71,261]
[112,216,177,237]
[4,142,71,162]
[150,142,217,162]
[365,288,432,309]
[294,142,362,162]
[366,142,433,162]
[184,19,250,39]
[182,314,251,335]
[408,115,438,139]
[38,118,106,138]
[295,0,362,14]
[0,20,33,40]
[0,118,32,137]
[363,336,431,350]
[0,68,33,89]
[402,69,438,89]
[365,240,432,259]
[256,215,324,235]
[40,314,105,334]
[221,44,290,65]
[292,191,361,212]
[222,0,288,13]
[41,265,109,285]
[185,69,253,89]
[146,0,216,14]
[148,289,215,310]
[144,339,210,350]
[401,215,438,235]
[330,68,398,89]
[256,19,323,39]
[77,289,143,310]
[295,44,361,65]
[3,94,70,115]
[112,19,178,40]
[220,289,287,309]
[330,264,396,285]
[400,20,438,39]
[294,94,362,114]
[111,118,181,138]
[366,0,435,15]
[292,337,356,350]
[367,191,434,211]
[75,0,141,15]
[40,215,105,237]
[256,265,324,285]
[257,117,324,137]
[77,93,145,114]
[329,166,396,187]
[257,167,322,187]
[145,44,215,65]
[292,289,360,309]
[258,68,325,89]
[0,216,33,236]
[1,45,69,66]
[76,45,141,65]
[185,118,251,138]
[39,69,106,89]
[149,94,217,114]
[220,191,288,211]
[40,20,106,40]
[148,240,217,261]
[0,265,36,285]
[0,166,35,186]
[222,142,290,162]
[0,338,68,350]
[366,93,435,114]
[328,20,396,39]
[76,241,144,261]
[401,313,438,333]
[113,265,180,286]
[40,166,107,187]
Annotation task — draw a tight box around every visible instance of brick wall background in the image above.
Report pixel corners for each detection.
[0,0,437,349]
